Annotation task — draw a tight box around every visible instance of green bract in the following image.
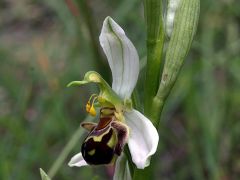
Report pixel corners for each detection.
[144,0,200,128]
[158,0,200,100]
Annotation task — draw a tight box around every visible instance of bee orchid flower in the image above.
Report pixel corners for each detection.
[68,17,159,172]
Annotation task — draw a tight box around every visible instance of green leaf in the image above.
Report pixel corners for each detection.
[40,168,51,180]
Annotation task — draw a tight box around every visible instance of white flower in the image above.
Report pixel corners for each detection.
[68,17,159,171]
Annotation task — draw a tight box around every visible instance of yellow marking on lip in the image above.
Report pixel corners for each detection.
[88,149,96,156]
[86,129,110,142]
[107,129,117,148]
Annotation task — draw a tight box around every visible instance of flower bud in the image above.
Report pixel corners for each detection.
[158,0,200,99]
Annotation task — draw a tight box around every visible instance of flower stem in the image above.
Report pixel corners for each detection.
[131,0,165,179]
[143,0,165,125]
[134,0,200,178]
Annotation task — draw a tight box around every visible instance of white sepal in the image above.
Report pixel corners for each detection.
[113,154,131,180]
[68,152,88,167]
[99,17,139,99]
[125,110,159,169]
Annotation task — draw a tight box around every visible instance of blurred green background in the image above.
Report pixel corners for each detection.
[0,0,240,179]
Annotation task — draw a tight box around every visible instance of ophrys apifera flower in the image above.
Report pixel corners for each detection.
[68,17,159,171]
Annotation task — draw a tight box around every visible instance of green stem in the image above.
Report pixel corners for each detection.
[48,116,93,178]
[134,0,199,178]
[133,165,154,180]
[143,0,165,124]
[47,126,83,178]
[132,0,165,179]
[150,96,165,128]
[124,146,136,176]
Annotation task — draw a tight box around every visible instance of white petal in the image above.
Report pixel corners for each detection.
[113,154,131,180]
[99,16,139,99]
[125,110,159,169]
[68,152,88,167]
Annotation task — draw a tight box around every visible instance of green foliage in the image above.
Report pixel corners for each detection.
[40,168,51,180]
[0,0,240,179]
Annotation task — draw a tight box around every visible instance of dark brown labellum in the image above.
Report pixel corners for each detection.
[81,107,129,165]
[82,127,116,165]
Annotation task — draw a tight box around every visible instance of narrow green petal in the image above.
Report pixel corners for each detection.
[67,81,89,87]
